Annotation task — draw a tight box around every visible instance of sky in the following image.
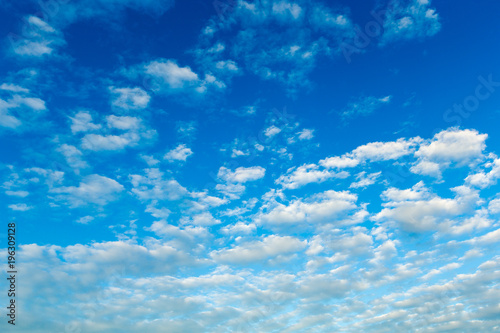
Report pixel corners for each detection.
[1,0,500,332]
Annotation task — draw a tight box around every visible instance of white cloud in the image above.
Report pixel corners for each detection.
[412,128,487,178]
[8,203,33,211]
[110,87,150,110]
[181,212,221,226]
[81,133,139,151]
[341,95,392,120]
[297,128,314,140]
[130,168,188,201]
[349,171,381,189]
[466,157,500,189]
[147,59,198,88]
[69,111,101,134]
[352,137,421,161]
[10,16,65,57]
[5,190,29,197]
[257,190,358,226]
[51,174,124,207]
[164,144,193,162]
[106,115,141,130]
[488,198,500,214]
[76,216,94,224]
[57,144,89,170]
[195,0,354,93]
[320,155,360,168]
[215,60,240,73]
[264,125,282,138]
[215,182,246,200]
[276,164,349,189]
[210,235,306,264]
[218,166,266,183]
[375,184,480,232]
[0,83,29,93]
[381,0,441,45]
[0,92,47,129]
[221,222,257,235]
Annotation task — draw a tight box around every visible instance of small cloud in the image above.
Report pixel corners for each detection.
[264,125,282,138]
[297,128,314,140]
[69,111,101,134]
[76,216,94,224]
[9,203,33,211]
[341,95,392,121]
[164,144,193,162]
[110,87,150,110]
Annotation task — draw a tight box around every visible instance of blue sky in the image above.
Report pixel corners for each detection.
[1,0,500,332]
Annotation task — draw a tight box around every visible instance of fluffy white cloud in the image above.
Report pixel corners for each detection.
[352,137,421,161]
[320,155,360,168]
[106,115,141,130]
[0,91,47,129]
[0,83,29,93]
[257,190,358,226]
[466,157,500,189]
[110,87,150,110]
[181,212,221,226]
[412,128,487,177]
[415,128,487,163]
[264,125,282,138]
[164,144,193,162]
[70,111,102,133]
[297,128,314,140]
[350,171,381,189]
[210,235,306,264]
[221,222,257,235]
[218,166,266,183]
[51,174,124,207]
[146,59,199,89]
[81,132,139,151]
[276,164,349,189]
[79,114,155,151]
[8,203,33,211]
[130,168,188,201]
[57,144,89,170]
[10,16,65,57]
[375,183,480,232]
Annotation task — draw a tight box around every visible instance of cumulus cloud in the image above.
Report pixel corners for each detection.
[8,203,33,211]
[297,128,314,140]
[0,89,47,129]
[412,128,487,178]
[276,164,349,189]
[110,87,150,110]
[51,174,124,207]
[352,137,421,161]
[210,235,306,264]
[375,183,480,232]
[218,166,266,183]
[164,144,193,162]
[130,168,188,201]
[10,16,65,57]
[264,125,282,138]
[69,111,102,133]
[141,59,225,95]
[77,114,155,151]
[257,190,358,226]
[57,144,89,171]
